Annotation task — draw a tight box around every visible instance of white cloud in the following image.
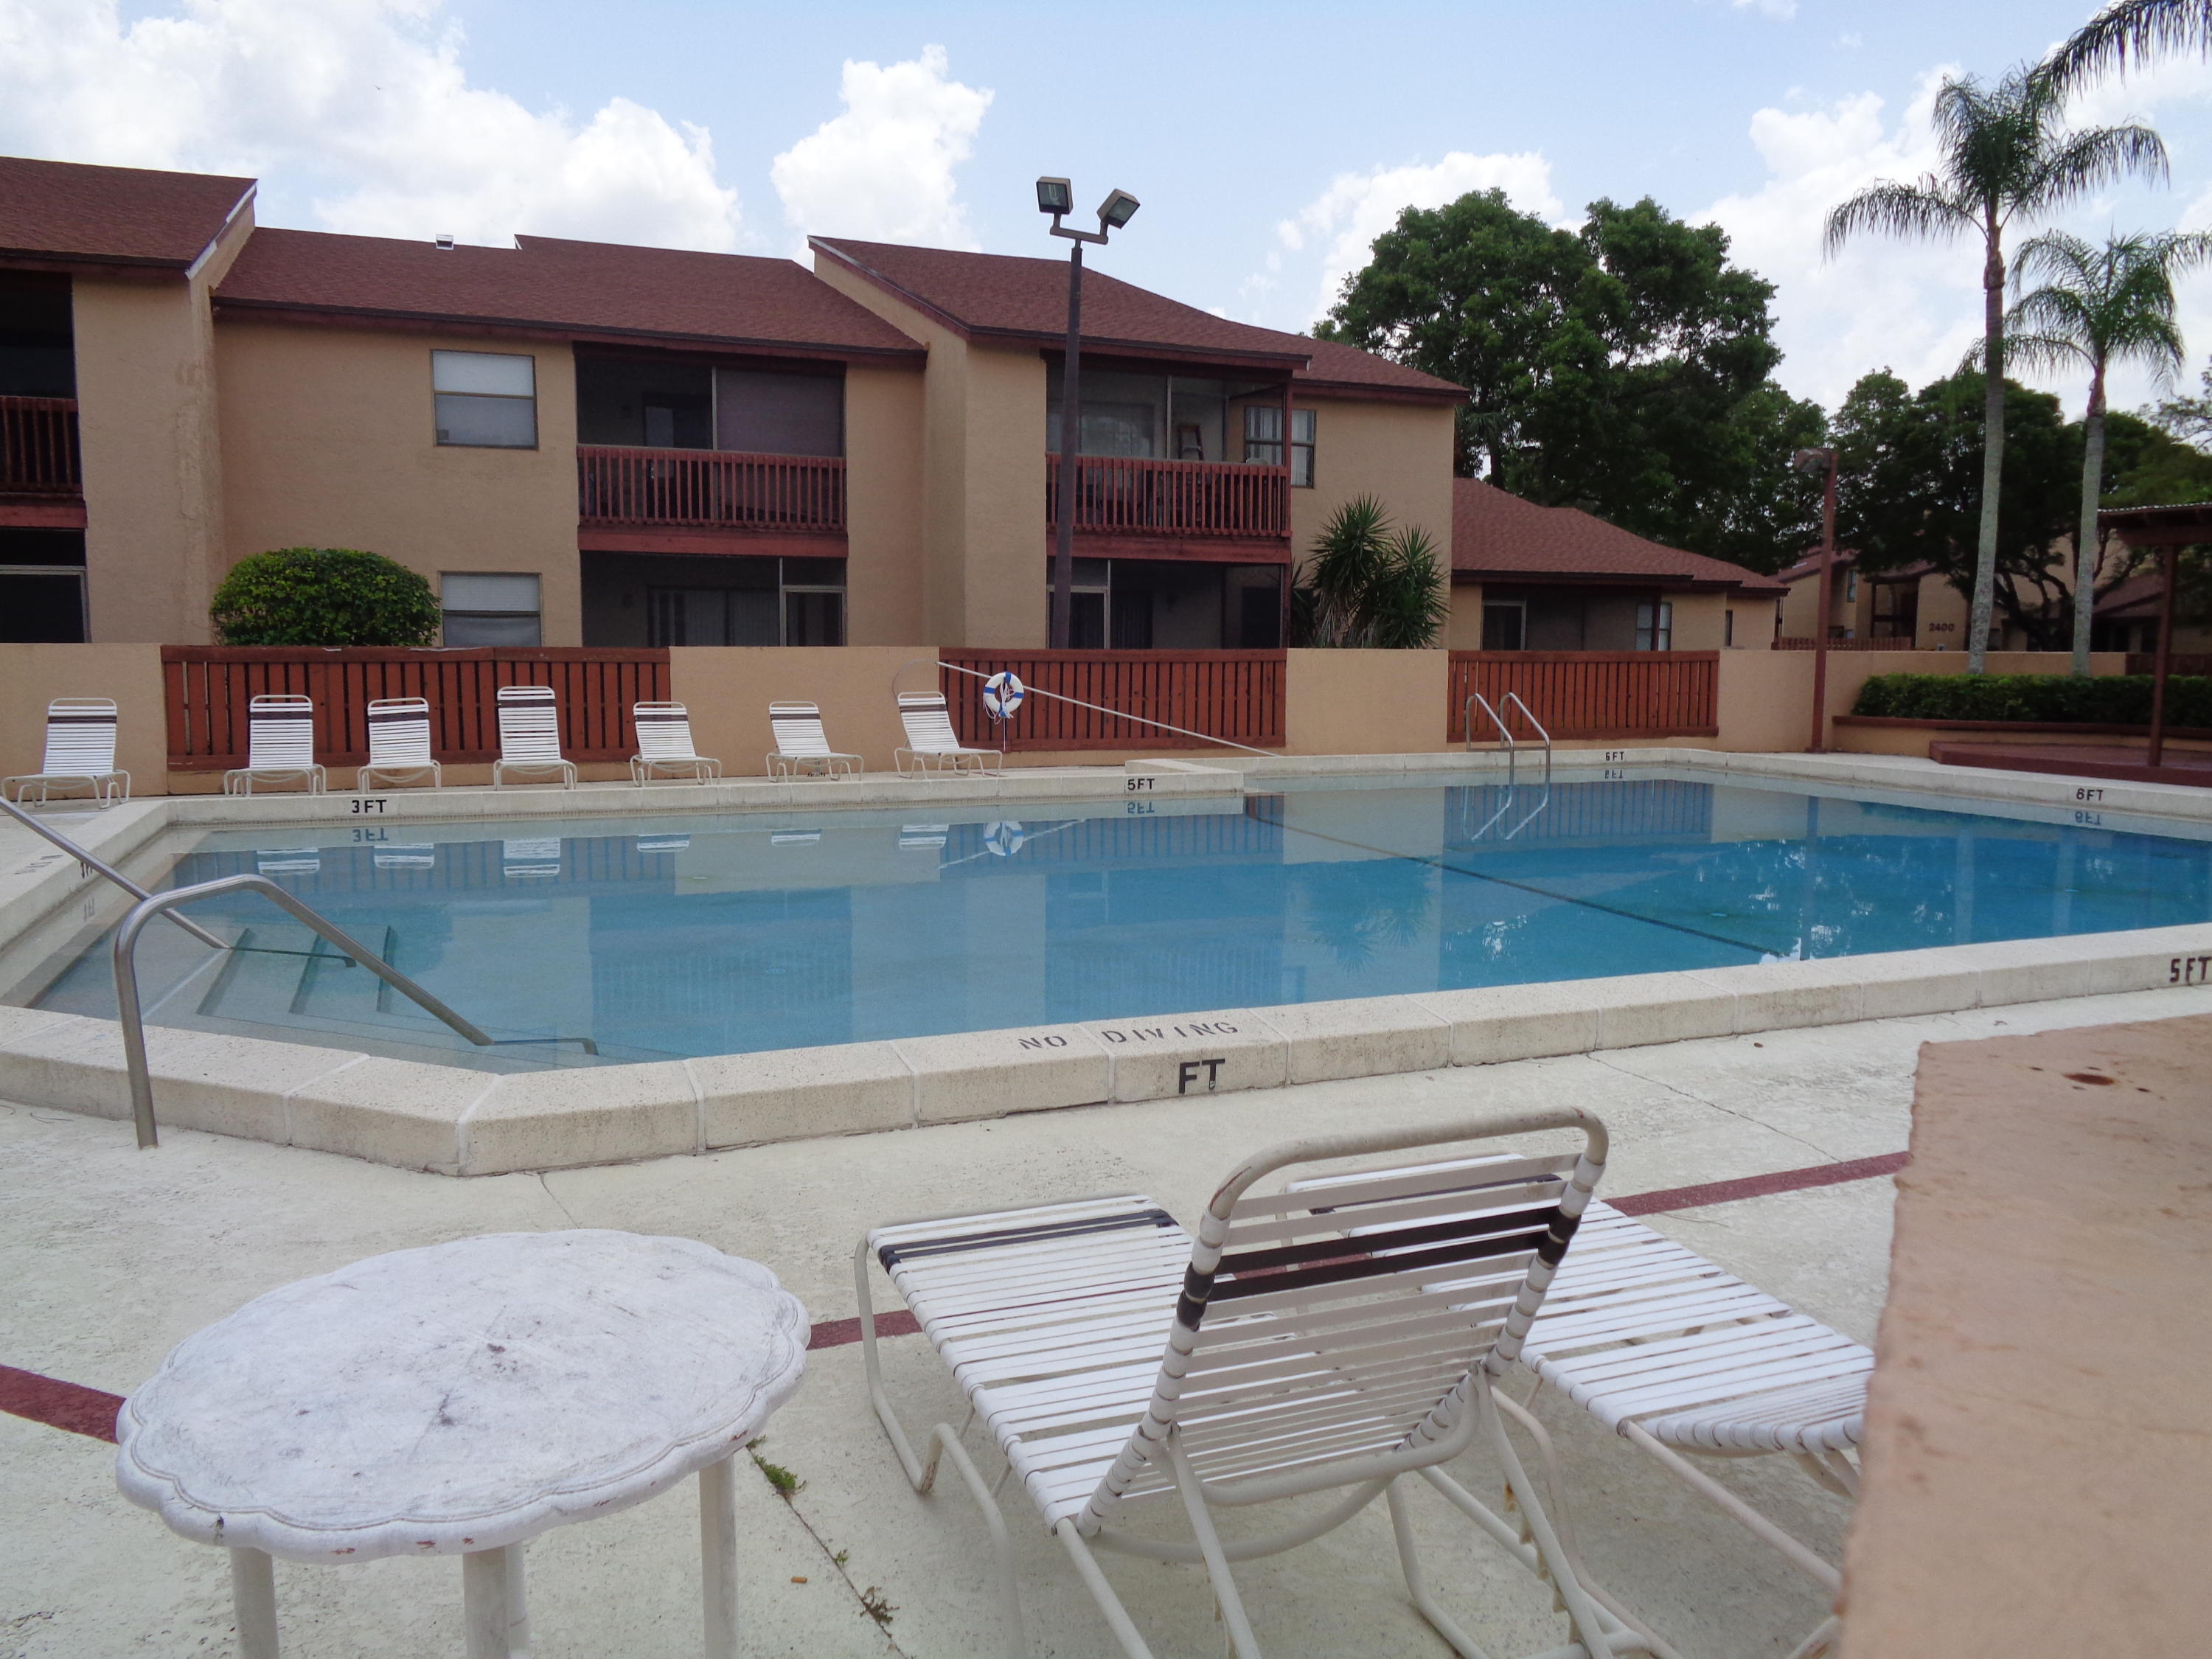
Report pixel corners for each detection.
[1733,0,1798,18]
[1269,152,1564,327]
[0,0,742,249]
[771,44,991,251]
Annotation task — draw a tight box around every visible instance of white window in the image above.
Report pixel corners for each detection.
[442,572,540,646]
[1242,406,1315,487]
[433,351,537,448]
[1635,599,1673,652]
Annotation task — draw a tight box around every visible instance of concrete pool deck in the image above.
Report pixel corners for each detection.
[4,748,2212,1175]
[6,982,2210,1658]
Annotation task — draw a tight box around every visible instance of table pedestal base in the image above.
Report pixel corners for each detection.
[229,1549,277,1659]
[220,1454,738,1657]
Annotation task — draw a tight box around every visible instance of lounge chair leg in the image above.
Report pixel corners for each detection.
[1164,1430,1263,1659]
[1780,1614,1841,1659]
[1385,1479,1485,1659]
[1490,1391,1686,1659]
[1621,1423,1840,1593]
[1475,1374,1618,1659]
[854,1241,1024,1658]
[1054,1522,1157,1659]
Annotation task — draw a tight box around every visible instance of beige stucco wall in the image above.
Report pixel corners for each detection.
[842,364,927,647]
[1291,399,1455,571]
[1445,581,1484,649]
[0,643,168,790]
[1283,648,1448,753]
[813,260,1052,647]
[215,321,582,644]
[668,644,930,775]
[72,203,254,644]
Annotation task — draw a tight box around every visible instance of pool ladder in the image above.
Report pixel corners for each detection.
[1,797,588,1150]
[1461,695,1554,842]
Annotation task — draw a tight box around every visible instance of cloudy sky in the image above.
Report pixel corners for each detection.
[10,0,2212,420]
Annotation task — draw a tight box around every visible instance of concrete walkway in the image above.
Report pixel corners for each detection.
[7,982,2211,1659]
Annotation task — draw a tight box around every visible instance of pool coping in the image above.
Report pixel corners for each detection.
[3,748,2209,1176]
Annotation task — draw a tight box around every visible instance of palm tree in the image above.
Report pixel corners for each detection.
[2002,229,2212,673]
[1823,66,2166,672]
[2046,1,2212,91]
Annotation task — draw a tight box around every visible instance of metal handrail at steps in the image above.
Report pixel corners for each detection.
[1,802,590,1148]
[1,795,224,949]
[1463,692,1554,785]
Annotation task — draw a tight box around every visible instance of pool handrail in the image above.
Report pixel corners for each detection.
[112,873,501,1150]
[0,794,226,951]
[1501,693,1554,786]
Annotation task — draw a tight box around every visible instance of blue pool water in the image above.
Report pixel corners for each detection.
[28,775,2212,1066]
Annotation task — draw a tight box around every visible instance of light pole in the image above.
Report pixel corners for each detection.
[1038,177,1139,649]
[1792,446,1839,754]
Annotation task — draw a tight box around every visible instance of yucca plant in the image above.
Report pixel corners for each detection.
[1291,497,1448,648]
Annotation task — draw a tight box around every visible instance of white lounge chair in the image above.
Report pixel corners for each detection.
[1295,1155,1869,1659]
[491,684,575,788]
[357,697,441,791]
[503,836,561,878]
[766,701,860,779]
[630,700,721,785]
[858,1109,1669,1659]
[894,691,1000,778]
[223,695,325,796]
[4,698,128,804]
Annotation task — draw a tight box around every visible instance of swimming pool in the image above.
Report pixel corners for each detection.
[27,773,2212,1067]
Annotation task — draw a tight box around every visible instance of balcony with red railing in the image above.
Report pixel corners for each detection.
[577,445,845,535]
[1046,454,1290,545]
[0,396,82,495]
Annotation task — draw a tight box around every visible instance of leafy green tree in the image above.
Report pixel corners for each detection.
[1999,229,2211,670]
[1824,66,2166,670]
[1315,190,1816,567]
[1291,495,1448,649]
[210,548,442,647]
[1830,368,2085,649]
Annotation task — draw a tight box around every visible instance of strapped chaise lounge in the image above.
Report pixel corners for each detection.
[630,700,721,785]
[894,691,1001,778]
[1295,1154,1870,1659]
[766,701,861,779]
[223,695,325,796]
[357,697,442,792]
[859,1109,1673,1659]
[4,698,128,804]
[492,684,575,788]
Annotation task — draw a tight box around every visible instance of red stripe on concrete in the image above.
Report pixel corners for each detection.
[808,1310,919,1349]
[0,1364,122,1443]
[4,1150,1911,1439]
[1609,1151,1910,1217]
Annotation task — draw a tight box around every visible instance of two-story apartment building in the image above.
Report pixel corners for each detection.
[0,153,1467,650]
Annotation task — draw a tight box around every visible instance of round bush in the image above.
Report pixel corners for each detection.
[210,549,442,647]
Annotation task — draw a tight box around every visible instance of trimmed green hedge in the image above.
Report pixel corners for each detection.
[211,548,441,647]
[1851,672,2212,728]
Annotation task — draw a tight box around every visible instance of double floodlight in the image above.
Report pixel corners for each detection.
[1036,175,1140,236]
[1792,446,1836,476]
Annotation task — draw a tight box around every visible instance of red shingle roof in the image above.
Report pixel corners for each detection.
[811,236,1463,397]
[1453,478,1786,593]
[0,154,253,271]
[215,229,925,359]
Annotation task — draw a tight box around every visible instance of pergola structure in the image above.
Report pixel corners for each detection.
[2096,501,2210,768]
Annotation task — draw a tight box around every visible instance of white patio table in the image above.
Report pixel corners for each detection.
[114,1230,809,1658]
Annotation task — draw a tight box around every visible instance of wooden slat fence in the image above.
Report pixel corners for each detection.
[1044,455,1289,540]
[576,446,845,532]
[163,647,669,769]
[1448,651,1719,741]
[939,649,1286,751]
[0,396,80,493]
